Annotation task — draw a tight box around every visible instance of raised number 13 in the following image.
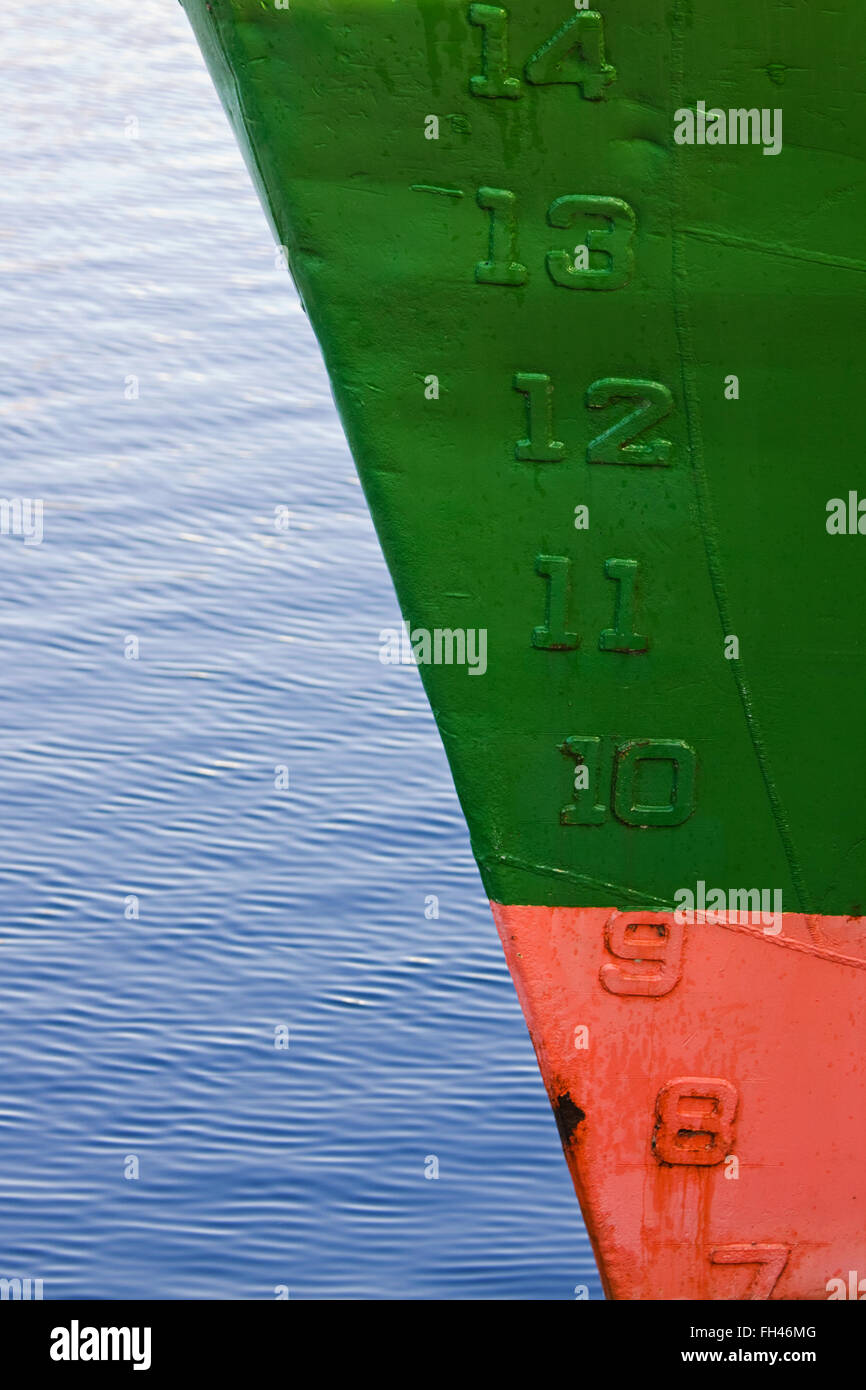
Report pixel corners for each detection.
[477,190,636,290]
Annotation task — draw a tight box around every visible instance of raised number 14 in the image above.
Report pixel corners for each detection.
[468,5,616,102]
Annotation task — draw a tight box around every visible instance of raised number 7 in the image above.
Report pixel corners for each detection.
[710,1245,790,1300]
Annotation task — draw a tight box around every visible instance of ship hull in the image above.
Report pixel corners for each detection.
[495,902,866,1300]
[181,0,866,1297]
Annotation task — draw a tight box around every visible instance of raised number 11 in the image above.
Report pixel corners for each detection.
[533,555,649,653]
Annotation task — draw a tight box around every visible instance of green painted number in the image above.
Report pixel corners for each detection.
[533,556,649,655]
[475,187,528,285]
[586,378,674,465]
[476,192,636,289]
[524,10,616,101]
[514,373,565,461]
[468,4,522,99]
[547,196,636,291]
[601,558,648,653]
[561,736,607,825]
[561,737,697,827]
[469,7,616,102]
[614,740,696,827]
[533,555,578,650]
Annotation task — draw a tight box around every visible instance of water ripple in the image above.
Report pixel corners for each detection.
[0,0,599,1300]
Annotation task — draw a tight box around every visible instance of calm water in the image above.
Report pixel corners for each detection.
[0,2,599,1299]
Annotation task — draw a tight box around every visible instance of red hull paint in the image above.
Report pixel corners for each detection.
[492,903,866,1300]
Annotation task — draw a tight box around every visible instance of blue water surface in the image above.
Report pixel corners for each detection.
[0,1,599,1299]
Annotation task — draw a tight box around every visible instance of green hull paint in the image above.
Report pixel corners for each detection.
[182,0,866,913]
